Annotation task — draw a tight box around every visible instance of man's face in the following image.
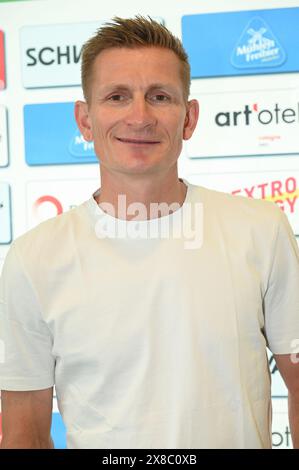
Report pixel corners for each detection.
[75,47,198,177]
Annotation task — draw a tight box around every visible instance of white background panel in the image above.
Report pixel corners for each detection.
[272,399,293,448]
[186,89,299,158]
[20,21,103,88]
[0,182,11,244]
[186,170,299,234]
[26,178,98,228]
[0,106,8,167]
[0,0,298,449]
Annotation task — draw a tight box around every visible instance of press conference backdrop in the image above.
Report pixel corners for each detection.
[0,0,298,449]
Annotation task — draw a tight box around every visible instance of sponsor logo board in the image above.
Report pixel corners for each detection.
[182,8,299,78]
[0,30,5,90]
[0,183,12,244]
[186,89,299,158]
[272,398,293,448]
[0,106,8,167]
[24,102,97,165]
[20,22,101,88]
[26,178,98,228]
[186,171,298,235]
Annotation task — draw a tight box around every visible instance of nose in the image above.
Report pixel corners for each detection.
[124,95,156,129]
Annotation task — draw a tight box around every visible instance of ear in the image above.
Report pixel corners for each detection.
[183,99,199,140]
[74,100,93,142]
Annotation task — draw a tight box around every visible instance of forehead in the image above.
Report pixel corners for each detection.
[91,47,183,88]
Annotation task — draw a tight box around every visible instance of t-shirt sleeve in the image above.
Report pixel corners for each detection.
[263,208,299,355]
[0,242,55,391]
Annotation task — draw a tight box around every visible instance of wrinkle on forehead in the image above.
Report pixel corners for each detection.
[90,47,185,100]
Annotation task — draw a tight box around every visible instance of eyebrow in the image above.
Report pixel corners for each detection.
[98,82,179,95]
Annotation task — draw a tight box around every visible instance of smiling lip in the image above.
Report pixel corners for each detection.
[116,137,160,144]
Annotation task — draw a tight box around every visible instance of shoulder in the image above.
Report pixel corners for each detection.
[9,202,89,270]
[191,184,282,228]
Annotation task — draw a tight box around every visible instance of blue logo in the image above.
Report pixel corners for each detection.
[69,128,95,157]
[231,17,286,69]
[24,102,98,165]
[182,7,299,78]
[51,413,66,449]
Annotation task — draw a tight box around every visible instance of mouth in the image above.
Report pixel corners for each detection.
[116,137,160,145]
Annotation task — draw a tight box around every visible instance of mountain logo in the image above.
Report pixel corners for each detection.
[231,17,286,69]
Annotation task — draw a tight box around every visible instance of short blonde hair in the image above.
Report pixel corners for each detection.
[81,15,191,103]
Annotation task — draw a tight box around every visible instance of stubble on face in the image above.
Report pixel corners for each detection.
[86,47,189,178]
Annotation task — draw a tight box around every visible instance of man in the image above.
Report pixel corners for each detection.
[0,16,299,449]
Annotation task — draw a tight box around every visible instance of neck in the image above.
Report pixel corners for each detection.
[94,170,187,221]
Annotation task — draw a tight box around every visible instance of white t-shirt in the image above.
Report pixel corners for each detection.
[0,179,298,449]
